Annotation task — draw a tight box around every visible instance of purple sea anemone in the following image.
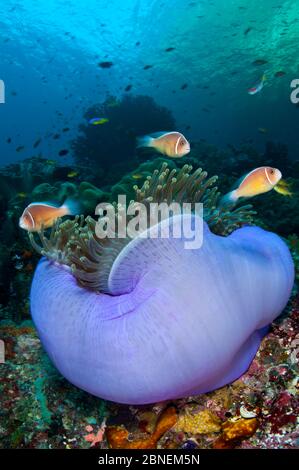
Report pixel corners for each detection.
[29,164,294,404]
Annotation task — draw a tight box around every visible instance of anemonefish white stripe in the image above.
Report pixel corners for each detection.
[175,135,182,155]
[264,167,273,185]
[27,210,35,229]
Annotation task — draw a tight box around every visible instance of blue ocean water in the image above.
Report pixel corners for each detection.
[0,0,299,166]
[0,1,299,452]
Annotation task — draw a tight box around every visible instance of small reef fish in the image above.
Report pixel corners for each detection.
[248,74,266,95]
[273,179,292,197]
[17,192,27,199]
[33,138,42,148]
[222,166,282,203]
[137,131,190,158]
[59,149,69,156]
[89,117,109,125]
[98,61,113,68]
[275,71,286,78]
[67,171,79,178]
[132,173,144,180]
[19,200,79,232]
[45,159,57,166]
[258,127,268,134]
[252,59,268,66]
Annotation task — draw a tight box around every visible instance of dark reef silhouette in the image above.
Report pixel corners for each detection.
[72,94,176,181]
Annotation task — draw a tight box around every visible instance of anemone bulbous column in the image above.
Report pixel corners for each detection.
[30,215,294,404]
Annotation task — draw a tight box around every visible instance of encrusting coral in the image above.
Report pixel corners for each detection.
[28,161,256,293]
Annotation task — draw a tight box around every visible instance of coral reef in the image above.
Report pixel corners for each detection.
[0,155,111,323]
[174,409,221,434]
[252,180,299,236]
[0,293,297,448]
[106,407,178,449]
[191,140,294,178]
[72,94,176,173]
[190,140,299,236]
[213,418,258,449]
